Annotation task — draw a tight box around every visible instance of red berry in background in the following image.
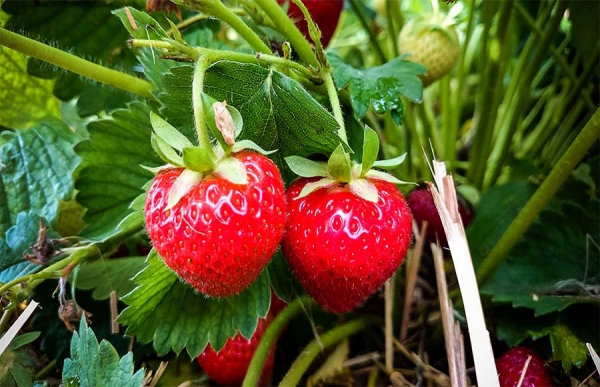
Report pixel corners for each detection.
[277,0,344,47]
[144,151,286,297]
[283,178,413,313]
[496,347,553,387]
[406,187,473,246]
[198,313,276,386]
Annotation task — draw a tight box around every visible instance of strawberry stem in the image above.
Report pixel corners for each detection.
[192,56,217,156]
[242,295,315,387]
[322,68,348,146]
[278,316,380,386]
[476,107,600,286]
[182,0,272,54]
[348,0,387,64]
[252,0,319,68]
[0,28,155,99]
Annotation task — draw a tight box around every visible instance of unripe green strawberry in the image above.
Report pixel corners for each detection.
[398,18,460,86]
[283,178,413,313]
[496,346,553,387]
[198,312,276,386]
[144,151,286,297]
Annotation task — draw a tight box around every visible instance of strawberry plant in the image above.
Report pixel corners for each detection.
[0,0,598,386]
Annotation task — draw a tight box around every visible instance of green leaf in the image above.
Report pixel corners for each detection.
[166,169,202,210]
[159,63,344,179]
[72,257,147,301]
[150,112,193,152]
[364,169,412,185]
[328,53,425,123]
[8,332,41,351]
[62,318,145,387]
[231,139,276,155]
[285,156,328,178]
[479,181,600,315]
[119,250,270,357]
[348,178,378,203]
[372,153,408,170]
[75,103,162,240]
[0,348,36,387]
[112,7,169,40]
[360,128,380,176]
[151,135,183,166]
[182,147,216,172]
[267,250,302,303]
[327,145,352,182]
[530,323,589,372]
[214,157,248,185]
[0,118,81,231]
[0,48,61,130]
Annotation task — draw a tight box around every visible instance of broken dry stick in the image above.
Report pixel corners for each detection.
[427,160,499,387]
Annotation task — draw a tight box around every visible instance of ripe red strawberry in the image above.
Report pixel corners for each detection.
[496,347,553,387]
[198,313,276,386]
[144,151,286,297]
[283,178,413,313]
[278,0,344,47]
[398,17,460,86]
[406,187,472,246]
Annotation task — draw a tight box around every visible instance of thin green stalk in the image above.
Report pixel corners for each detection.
[0,28,154,99]
[323,69,347,145]
[485,0,570,188]
[278,316,379,386]
[35,359,58,380]
[253,0,318,67]
[476,108,600,286]
[439,76,453,165]
[169,8,246,34]
[542,98,586,166]
[449,0,478,145]
[467,0,514,189]
[192,55,217,154]
[387,0,402,58]
[514,2,596,111]
[0,308,14,334]
[242,295,315,387]
[348,0,387,64]
[182,0,271,54]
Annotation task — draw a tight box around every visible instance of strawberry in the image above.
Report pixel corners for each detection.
[398,16,460,86]
[144,150,286,297]
[198,312,276,386]
[406,187,472,246]
[278,0,344,47]
[496,346,553,387]
[283,177,413,313]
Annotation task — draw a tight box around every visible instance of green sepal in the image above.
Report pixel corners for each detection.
[360,128,380,176]
[365,169,415,185]
[327,145,352,183]
[182,147,217,172]
[372,153,408,170]
[202,93,244,152]
[297,177,336,199]
[166,169,203,210]
[166,19,185,44]
[150,112,193,152]
[151,134,183,166]
[214,156,248,185]
[348,178,379,203]
[140,164,173,174]
[231,140,277,155]
[285,156,328,178]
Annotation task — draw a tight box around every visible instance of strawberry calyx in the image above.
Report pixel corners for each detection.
[146,99,275,209]
[285,127,413,202]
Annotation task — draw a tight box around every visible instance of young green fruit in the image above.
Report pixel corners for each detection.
[144,151,286,297]
[398,18,459,86]
[283,178,413,313]
[496,347,553,387]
